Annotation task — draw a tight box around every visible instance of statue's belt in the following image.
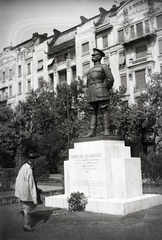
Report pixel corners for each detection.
[88,80,104,85]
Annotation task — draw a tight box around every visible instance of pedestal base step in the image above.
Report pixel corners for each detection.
[45,194,162,216]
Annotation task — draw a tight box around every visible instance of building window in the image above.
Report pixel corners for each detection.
[38,77,44,88]
[58,70,67,84]
[27,79,31,91]
[158,39,162,55]
[145,20,149,33]
[27,63,31,74]
[120,75,127,89]
[9,85,12,96]
[2,71,5,82]
[119,51,126,66]
[37,60,43,71]
[2,89,5,100]
[135,69,146,90]
[130,25,135,39]
[103,35,108,48]
[9,69,12,79]
[82,62,90,76]
[136,45,147,59]
[157,14,162,29]
[160,65,162,73]
[72,66,76,80]
[18,82,22,94]
[118,29,124,42]
[82,42,89,55]
[49,73,54,86]
[136,22,143,37]
[18,65,21,76]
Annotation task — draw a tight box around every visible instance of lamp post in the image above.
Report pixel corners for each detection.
[67,84,70,147]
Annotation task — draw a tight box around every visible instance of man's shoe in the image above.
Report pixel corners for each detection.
[23,226,34,232]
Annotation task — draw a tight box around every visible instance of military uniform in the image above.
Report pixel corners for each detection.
[84,48,114,138]
[87,64,114,102]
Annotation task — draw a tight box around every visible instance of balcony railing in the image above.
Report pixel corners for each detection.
[128,54,154,67]
[122,30,156,46]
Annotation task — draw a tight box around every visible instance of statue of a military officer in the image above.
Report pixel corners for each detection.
[84,48,114,138]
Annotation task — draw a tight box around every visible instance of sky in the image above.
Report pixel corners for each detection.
[0,0,119,52]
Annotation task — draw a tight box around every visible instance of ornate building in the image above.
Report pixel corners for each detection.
[0,0,162,108]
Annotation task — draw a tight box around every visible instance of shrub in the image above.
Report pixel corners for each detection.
[0,168,16,191]
[67,191,88,212]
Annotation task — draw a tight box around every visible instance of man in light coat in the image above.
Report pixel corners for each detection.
[15,153,39,231]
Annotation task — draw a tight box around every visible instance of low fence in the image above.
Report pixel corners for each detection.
[0,189,64,206]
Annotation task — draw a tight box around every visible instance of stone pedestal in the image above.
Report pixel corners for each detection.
[45,137,162,216]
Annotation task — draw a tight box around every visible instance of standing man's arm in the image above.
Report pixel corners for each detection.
[28,168,38,204]
[102,65,114,91]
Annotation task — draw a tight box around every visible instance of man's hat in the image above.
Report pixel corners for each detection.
[93,48,105,57]
[28,153,39,159]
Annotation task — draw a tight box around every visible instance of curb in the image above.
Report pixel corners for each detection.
[0,189,64,206]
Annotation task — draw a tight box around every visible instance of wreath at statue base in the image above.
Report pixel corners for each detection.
[67,191,88,212]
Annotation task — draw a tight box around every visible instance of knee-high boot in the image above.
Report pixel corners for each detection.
[102,111,111,136]
[83,114,97,138]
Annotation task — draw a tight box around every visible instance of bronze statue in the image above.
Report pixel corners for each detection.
[83,48,114,138]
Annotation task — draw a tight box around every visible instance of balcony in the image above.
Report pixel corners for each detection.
[122,31,157,46]
[128,54,154,68]
[57,58,76,70]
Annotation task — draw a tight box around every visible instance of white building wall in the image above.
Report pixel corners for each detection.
[75,21,96,79]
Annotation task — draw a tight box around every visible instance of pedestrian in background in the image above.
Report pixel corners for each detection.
[15,153,41,232]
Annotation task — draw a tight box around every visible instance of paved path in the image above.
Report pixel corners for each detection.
[1,202,162,240]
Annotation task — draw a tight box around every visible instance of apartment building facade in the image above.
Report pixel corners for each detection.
[0,0,162,108]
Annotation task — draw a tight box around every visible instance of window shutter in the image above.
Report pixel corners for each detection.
[103,35,108,48]
[136,45,147,59]
[82,42,89,54]
[118,29,124,42]
[18,65,21,76]
[0,69,2,82]
[135,69,146,90]
[121,75,127,89]
[159,39,162,54]
[18,82,22,94]
[157,14,162,29]
[145,20,149,33]
[136,22,143,37]
[130,25,135,38]
[119,51,126,65]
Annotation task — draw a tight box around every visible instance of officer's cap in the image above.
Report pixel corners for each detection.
[93,48,105,57]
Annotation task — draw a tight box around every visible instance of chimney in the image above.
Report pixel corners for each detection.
[32,32,38,38]
[80,16,88,24]
[53,29,60,39]
[99,7,107,14]
[48,29,61,47]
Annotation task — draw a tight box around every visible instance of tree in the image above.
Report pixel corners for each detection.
[55,78,89,142]
[14,84,66,173]
[0,106,18,167]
